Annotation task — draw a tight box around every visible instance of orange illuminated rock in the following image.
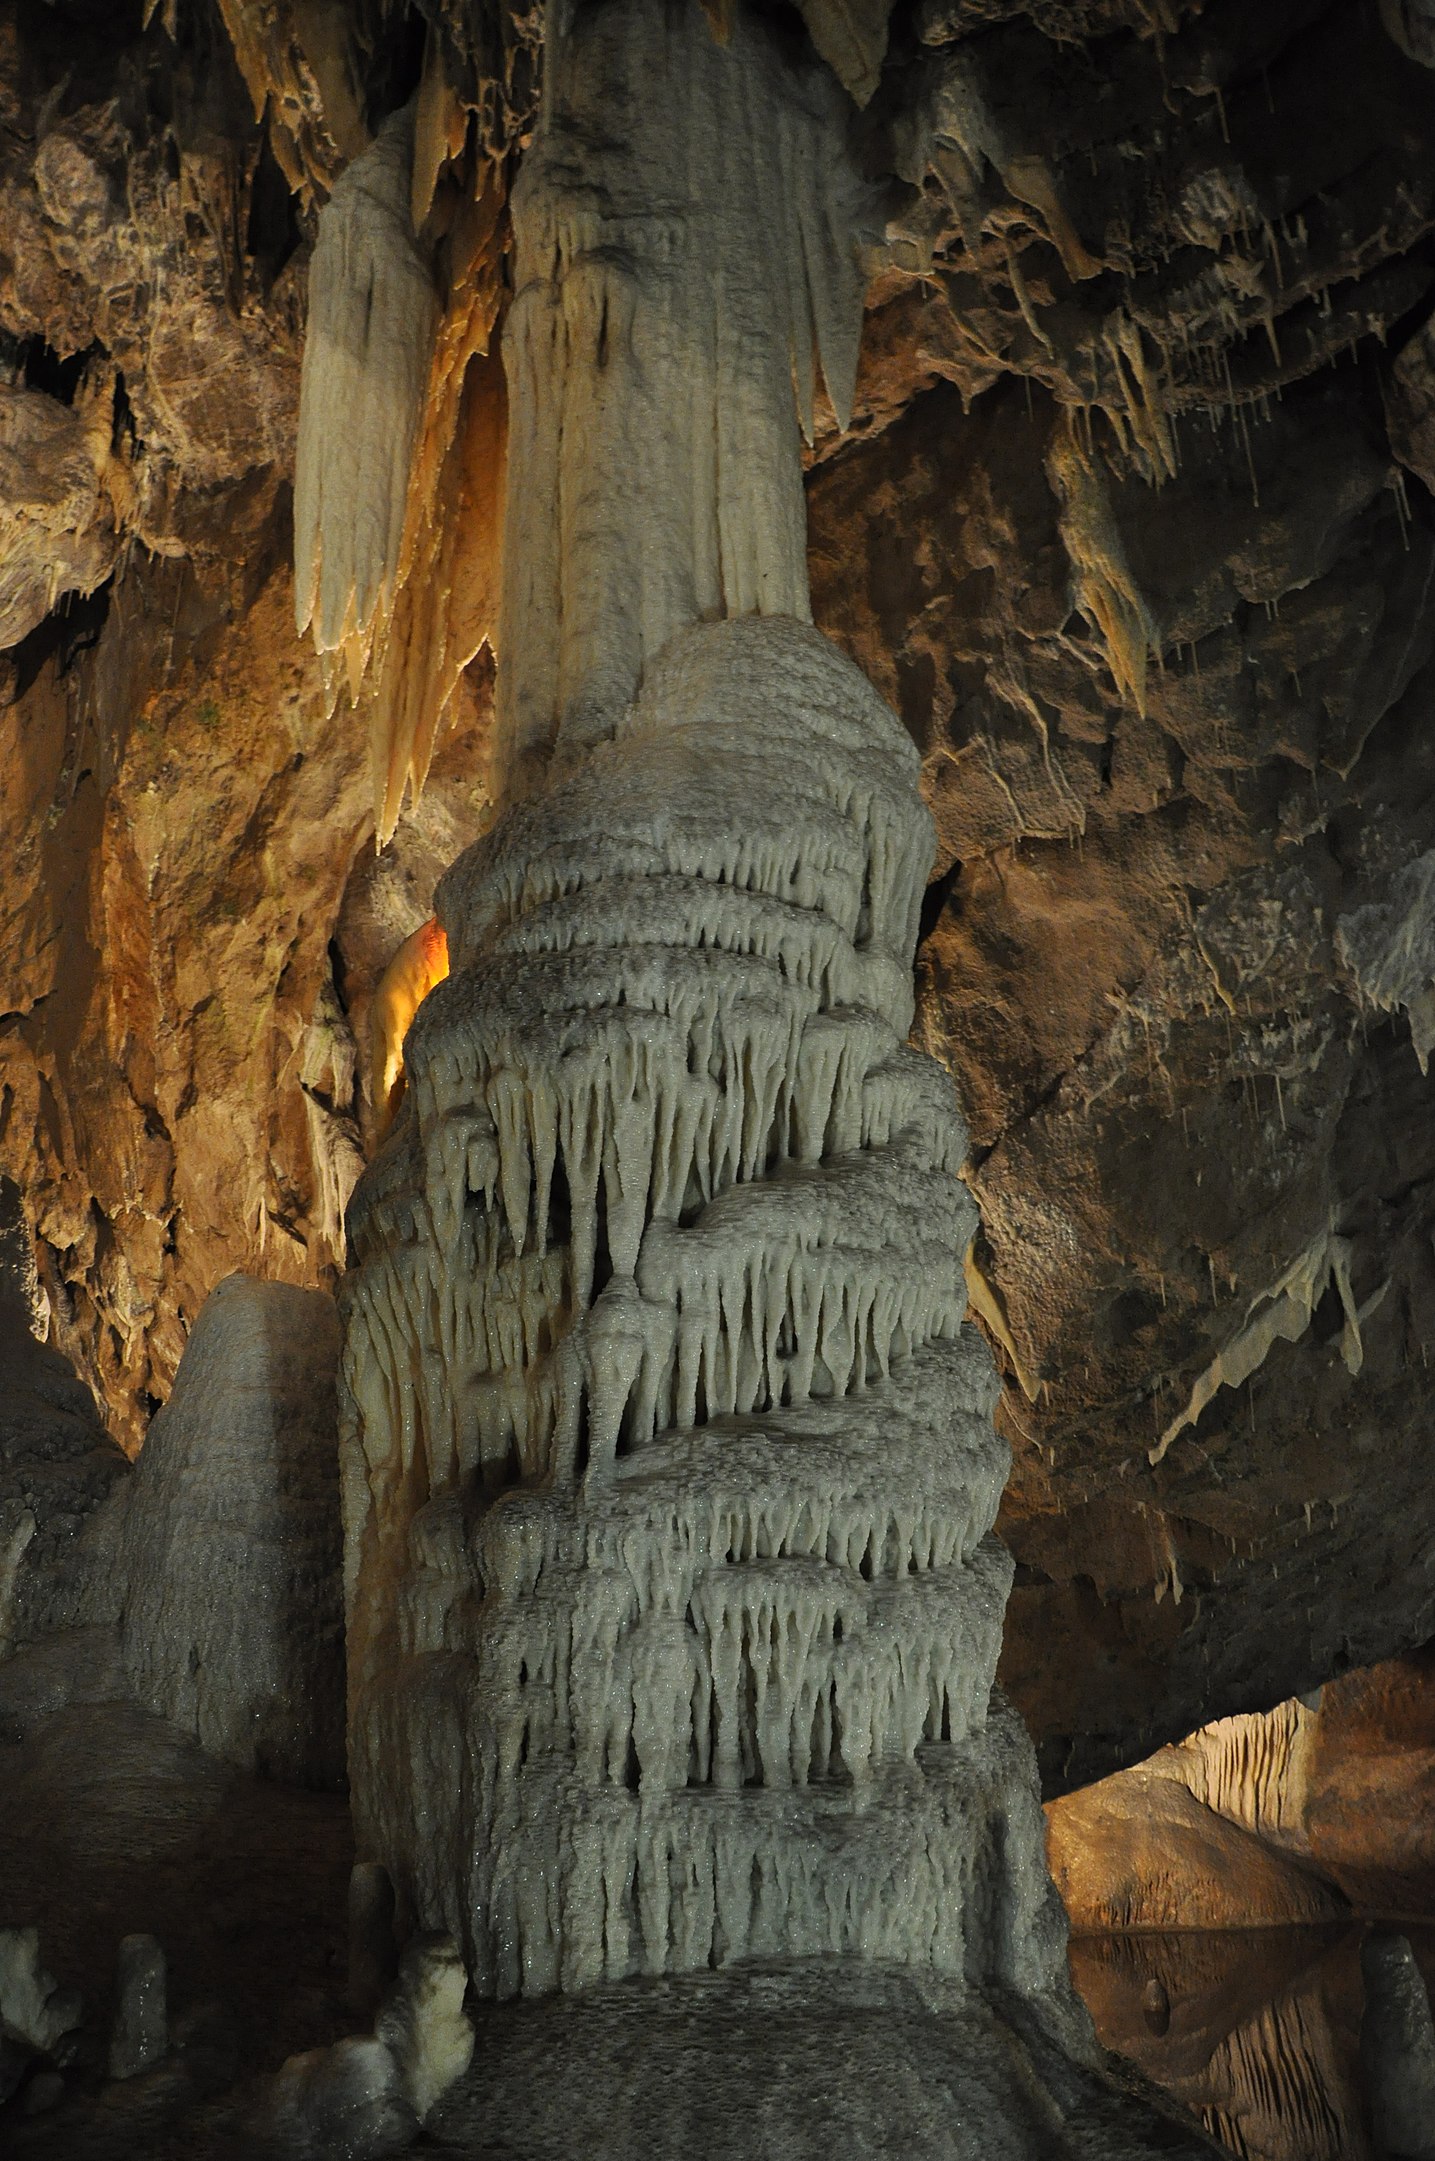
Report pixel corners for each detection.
[369,919,449,1136]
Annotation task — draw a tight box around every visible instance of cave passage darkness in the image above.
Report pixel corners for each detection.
[4,2,1435,2158]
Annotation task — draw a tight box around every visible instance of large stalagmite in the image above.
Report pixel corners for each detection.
[338,5,1215,2152]
[346,608,1064,1995]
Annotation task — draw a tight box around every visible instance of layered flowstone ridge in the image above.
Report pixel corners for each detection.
[339,614,1072,2006]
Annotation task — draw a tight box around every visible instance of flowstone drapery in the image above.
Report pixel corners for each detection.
[488,0,865,796]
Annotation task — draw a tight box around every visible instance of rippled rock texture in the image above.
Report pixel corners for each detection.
[1050,1649,1435,1931]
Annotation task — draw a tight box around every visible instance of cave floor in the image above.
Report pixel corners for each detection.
[2,1626,1416,2160]
[0,1628,353,2145]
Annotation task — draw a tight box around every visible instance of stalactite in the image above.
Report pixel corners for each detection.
[1151,1219,1374,1466]
[295,106,506,844]
[1046,410,1157,714]
[294,104,438,706]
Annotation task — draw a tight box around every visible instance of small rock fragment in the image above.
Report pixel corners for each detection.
[22,2067,64,2116]
[107,1932,166,2080]
[375,1932,473,2123]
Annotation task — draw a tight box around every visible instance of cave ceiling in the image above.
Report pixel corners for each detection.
[3,0,1435,1790]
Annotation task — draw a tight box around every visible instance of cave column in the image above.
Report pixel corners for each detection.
[338,0,1073,2012]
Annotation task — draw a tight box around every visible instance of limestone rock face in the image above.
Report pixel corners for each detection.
[1302,1652,1435,1914]
[1047,1651,1435,1938]
[1047,1709,1348,1934]
[0,4,378,1455]
[0,376,123,651]
[808,14,1435,1774]
[102,1273,345,1788]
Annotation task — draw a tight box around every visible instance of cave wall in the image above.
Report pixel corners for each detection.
[0,2,492,1449]
[808,0,1435,1786]
[2,0,1435,1781]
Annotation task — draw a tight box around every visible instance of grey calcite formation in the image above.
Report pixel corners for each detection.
[260,2034,419,2161]
[106,1932,166,2082]
[100,1272,346,1788]
[344,616,1071,2006]
[336,6,1217,2154]
[259,1923,471,2160]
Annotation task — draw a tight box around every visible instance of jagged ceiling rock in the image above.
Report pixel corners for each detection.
[794,0,896,104]
[209,0,545,204]
[0,11,304,539]
[0,375,124,650]
[870,0,1435,479]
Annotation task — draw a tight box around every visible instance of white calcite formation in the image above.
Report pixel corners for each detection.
[341,613,1071,2007]
[338,0,1080,2032]
[375,1931,474,2123]
[0,1927,81,2059]
[491,0,867,796]
[293,102,437,709]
